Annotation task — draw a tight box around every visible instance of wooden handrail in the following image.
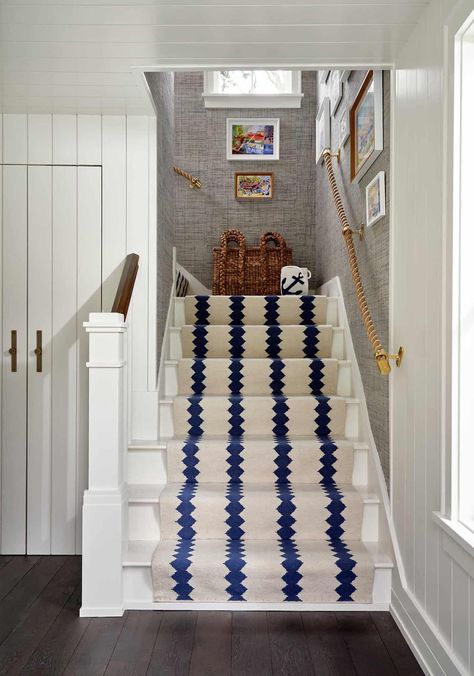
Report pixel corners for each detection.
[111,253,139,319]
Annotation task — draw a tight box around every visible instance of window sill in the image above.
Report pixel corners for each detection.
[432,511,474,577]
[202,93,304,109]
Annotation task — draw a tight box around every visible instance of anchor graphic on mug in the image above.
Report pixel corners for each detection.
[280,266,312,295]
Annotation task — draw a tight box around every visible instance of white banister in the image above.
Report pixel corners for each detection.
[80,312,128,617]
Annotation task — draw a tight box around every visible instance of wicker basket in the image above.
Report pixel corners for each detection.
[212,230,292,295]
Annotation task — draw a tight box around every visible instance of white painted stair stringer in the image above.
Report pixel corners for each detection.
[320,276,400,587]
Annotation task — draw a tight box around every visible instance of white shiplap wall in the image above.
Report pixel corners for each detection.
[0,113,158,553]
[391,0,474,674]
[0,0,429,115]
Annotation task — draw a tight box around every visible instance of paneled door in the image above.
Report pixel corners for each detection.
[1,165,102,554]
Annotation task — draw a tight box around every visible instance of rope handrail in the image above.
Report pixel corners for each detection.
[322,149,403,375]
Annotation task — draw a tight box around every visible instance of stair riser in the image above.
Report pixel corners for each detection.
[159,399,360,439]
[127,496,378,543]
[128,449,166,485]
[167,440,356,485]
[173,396,348,438]
[170,326,345,361]
[182,296,337,327]
[165,360,351,397]
[126,446,368,487]
[123,565,391,608]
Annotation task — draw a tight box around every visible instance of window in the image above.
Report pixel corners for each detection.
[203,70,303,108]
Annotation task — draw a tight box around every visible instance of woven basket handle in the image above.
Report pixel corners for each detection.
[219,229,246,295]
[259,231,286,292]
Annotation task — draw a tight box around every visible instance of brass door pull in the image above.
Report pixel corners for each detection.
[8,330,17,373]
[34,330,42,373]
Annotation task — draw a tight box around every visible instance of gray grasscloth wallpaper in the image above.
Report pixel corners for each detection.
[147,69,390,482]
[314,70,391,481]
[169,70,318,285]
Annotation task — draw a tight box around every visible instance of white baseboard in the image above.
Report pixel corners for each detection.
[124,601,390,612]
[391,580,468,676]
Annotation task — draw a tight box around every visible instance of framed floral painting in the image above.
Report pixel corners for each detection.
[226,118,280,160]
[350,70,383,182]
[234,173,274,199]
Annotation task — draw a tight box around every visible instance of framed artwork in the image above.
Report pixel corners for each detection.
[338,105,350,147]
[350,70,383,182]
[366,171,386,226]
[329,70,343,116]
[234,172,274,199]
[316,97,331,164]
[226,118,280,160]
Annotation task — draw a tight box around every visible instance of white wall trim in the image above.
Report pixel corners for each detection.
[391,580,468,676]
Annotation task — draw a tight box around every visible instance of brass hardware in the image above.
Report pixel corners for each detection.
[34,330,43,373]
[173,166,202,189]
[8,330,17,373]
[322,149,404,375]
[329,149,341,163]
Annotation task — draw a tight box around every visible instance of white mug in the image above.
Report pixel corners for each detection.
[281,266,312,295]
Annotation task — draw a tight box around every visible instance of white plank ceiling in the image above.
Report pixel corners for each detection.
[0,0,429,114]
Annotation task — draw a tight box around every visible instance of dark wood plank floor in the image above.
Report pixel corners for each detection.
[0,556,423,675]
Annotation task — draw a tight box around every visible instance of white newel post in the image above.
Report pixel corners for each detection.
[81,312,128,617]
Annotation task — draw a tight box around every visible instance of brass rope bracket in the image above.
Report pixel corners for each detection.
[173,166,202,189]
[344,224,365,241]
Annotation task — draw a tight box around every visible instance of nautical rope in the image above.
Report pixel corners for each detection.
[322,150,389,374]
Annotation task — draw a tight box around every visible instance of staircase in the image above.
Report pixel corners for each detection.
[123,292,393,610]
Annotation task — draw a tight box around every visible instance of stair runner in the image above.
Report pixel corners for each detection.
[151,295,374,603]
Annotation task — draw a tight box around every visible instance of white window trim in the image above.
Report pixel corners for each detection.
[202,70,304,109]
[437,0,474,570]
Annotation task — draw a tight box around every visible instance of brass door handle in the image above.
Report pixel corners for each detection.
[8,330,17,373]
[34,330,42,373]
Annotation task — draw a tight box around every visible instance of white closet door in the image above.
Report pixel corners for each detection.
[27,166,53,554]
[50,166,78,555]
[1,166,28,554]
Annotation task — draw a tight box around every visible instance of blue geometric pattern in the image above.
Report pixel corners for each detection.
[274,437,293,483]
[328,538,357,601]
[226,438,245,483]
[229,325,245,358]
[192,325,208,358]
[194,296,210,324]
[228,396,245,436]
[300,296,316,324]
[314,396,332,437]
[265,326,282,358]
[187,396,204,437]
[181,438,200,483]
[276,482,297,540]
[190,359,206,395]
[229,296,245,325]
[228,359,244,395]
[171,538,195,600]
[308,359,325,395]
[264,296,279,325]
[269,359,285,395]
[279,539,303,601]
[303,325,320,358]
[225,539,247,601]
[272,396,289,437]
